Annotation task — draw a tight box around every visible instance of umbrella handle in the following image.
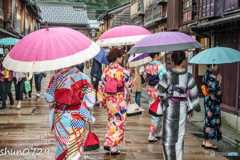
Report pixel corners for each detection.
[45,21,48,30]
[28,62,35,80]
[89,123,91,133]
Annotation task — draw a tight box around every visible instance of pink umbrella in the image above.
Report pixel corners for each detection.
[3,27,100,72]
[96,25,151,47]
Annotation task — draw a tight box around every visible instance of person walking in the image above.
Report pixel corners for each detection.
[145,52,166,142]
[84,61,91,78]
[34,72,45,98]
[132,66,143,107]
[97,48,133,154]
[14,72,30,109]
[44,66,96,160]
[24,74,32,100]
[202,64,222,149]
[158,51,201,160]
[0,47,14,109]
[90,58,102,106]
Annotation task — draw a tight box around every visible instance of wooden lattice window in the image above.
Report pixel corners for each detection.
[183,0,191,11]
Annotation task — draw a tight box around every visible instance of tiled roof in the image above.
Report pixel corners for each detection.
[89,20,100,29]
[36,1,89,25]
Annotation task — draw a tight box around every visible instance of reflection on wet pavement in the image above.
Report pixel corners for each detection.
[0,72,227,160]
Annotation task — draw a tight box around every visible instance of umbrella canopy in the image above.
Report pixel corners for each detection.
[96,25,151,47]
[128,53,152,67]
[94,48,109,65]
[3,27,100,72]
[0,48,3,54]
[0,37,20,45]
[189,47,240,64]
[128,31,203,54]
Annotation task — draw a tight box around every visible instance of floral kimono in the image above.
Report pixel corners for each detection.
[44,67,95,160]
[97,64,133,148]
[203,70,222,141]
[144,61,166,136]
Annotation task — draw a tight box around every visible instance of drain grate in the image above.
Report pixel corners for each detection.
[31,108,36,114]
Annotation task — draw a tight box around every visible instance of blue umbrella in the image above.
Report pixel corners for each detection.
[189,47,240,64]
[0,48,3,55]
[0,37,20,45]
[94,48,109,65]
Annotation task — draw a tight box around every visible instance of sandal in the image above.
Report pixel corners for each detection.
[111,150,120,155]
[149,137,158,142]
[204,144,218,150]
[104,146,110,151]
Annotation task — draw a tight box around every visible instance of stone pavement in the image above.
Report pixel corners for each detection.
[0,72,231,160]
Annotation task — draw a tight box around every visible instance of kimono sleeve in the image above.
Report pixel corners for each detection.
[157,72,168,102]
[143,64,150,79]
[97,71,107,105]
[187,73,201,112]
[157,72,169,112]
[158,64,167,80]
[123,69,133,92]
[44,75,56,107]
[81,75,96,111]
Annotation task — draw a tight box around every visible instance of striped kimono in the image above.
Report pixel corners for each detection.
[44,67,95,160]
[157,69,201,160]
[97,64,133,148]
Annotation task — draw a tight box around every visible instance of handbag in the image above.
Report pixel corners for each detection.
[24,81,31,93]
[105,78,118,94]
[201,85,209,96]
[149,97,163,117]
[84,124,100,151]
[105,69,124,94]
[127,98,143,117]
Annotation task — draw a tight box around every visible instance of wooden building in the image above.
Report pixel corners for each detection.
[130,0,167,33]
[167,0,240,131]
[36,1,99,37]
[0,0,41,39]
[191,0,240,131]
[98,2,130,31]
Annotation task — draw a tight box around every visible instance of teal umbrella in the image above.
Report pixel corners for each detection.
[189,47,240,64]
[0,37,20,45]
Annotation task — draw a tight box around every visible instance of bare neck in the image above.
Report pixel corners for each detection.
[174,65,184,72]
[111,62,118,66]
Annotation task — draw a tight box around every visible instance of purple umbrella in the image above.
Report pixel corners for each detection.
[128,31,203,54]
[131,53,150,61]
[128,53,151,67]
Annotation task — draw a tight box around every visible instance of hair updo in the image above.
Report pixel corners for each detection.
[106,48,123,63]
[171,50,186,66]
[149,53,159,59]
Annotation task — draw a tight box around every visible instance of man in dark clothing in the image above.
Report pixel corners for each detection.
[90,59,102,106]
[0,47,14,109]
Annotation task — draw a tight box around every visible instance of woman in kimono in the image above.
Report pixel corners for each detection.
[158,51,201,160]
[145,53,166,142]
[44,66,95,160]
[202,64,222,149]
[97,48,133,154]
